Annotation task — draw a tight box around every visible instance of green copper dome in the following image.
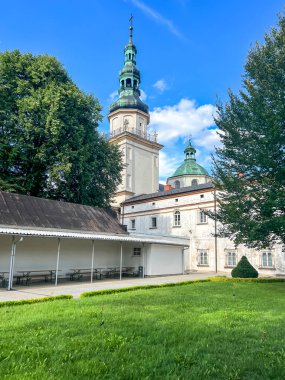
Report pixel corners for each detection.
[172,160,209,176]
[170,139,209,177]
[109,21,148,114]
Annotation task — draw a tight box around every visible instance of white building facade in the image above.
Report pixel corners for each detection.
[122,181,285,276]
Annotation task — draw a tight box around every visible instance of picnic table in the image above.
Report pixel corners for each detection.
[0,271,9,287]
[106,266,136,278]
[68,268,105,281]
[68,267,137,281]
[16,269,61,285]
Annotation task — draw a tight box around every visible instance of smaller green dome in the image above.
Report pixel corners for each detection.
[172,160,209,177]
[169,138,209,177]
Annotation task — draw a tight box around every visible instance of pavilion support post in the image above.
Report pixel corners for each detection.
[91,240,95,283]
[8,236,23,291]
[55,238,61,286]
[8,236,15,291]
[119,242,123,280]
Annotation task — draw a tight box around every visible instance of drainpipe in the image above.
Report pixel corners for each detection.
[214,188,218,273]
[182,246,188,275]
[119,242,123,280]
[121,203,125,226]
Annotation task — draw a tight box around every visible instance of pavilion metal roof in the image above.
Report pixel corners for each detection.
[0,226,189,247]
[0,192,189,247]
[0,191,127,235]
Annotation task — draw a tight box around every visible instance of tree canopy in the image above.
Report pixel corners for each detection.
[212,15,285,248]
[0,50,123,207]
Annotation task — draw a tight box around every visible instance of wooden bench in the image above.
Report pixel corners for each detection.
[16,271,56,285]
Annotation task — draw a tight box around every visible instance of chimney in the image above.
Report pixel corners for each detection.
[164,184,172,191]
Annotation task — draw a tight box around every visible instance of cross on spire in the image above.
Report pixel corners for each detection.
[129,14,134,42]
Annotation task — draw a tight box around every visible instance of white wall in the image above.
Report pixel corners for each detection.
[148,244,183,276]
[167,174,211,188]
[0,236,145,277]
[113,136,160,200]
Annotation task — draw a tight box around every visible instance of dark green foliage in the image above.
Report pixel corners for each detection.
[231,255,259,278]
[0,50,123,206]
[0,294,72,308]
[212,16,285,248]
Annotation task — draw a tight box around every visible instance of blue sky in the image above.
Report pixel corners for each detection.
[0,0,284,182]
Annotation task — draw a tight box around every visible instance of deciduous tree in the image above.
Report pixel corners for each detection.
[0,50,122,206]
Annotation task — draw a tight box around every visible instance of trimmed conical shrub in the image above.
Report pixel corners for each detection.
[231,256,258,278]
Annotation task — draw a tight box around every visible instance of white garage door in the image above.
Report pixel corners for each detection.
[149,244,183,275]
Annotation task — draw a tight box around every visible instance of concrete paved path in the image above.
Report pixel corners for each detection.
[0,272,221,302]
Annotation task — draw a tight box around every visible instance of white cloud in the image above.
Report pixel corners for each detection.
[130,0,184,39]
[139,89,147,101]
[109,90,119,103]
[150,98,217,146]
[159,150,182,181]
[149,98,220,181]
[153,79,168,93]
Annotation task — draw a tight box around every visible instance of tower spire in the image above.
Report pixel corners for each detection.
[129,14,133,43]
[109,16,149,114]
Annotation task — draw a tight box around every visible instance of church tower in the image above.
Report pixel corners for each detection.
[108,19,163,206]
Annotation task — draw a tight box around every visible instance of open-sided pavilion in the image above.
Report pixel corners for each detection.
[0,192,189,290]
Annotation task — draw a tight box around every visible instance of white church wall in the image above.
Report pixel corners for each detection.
[168,175,210,188]
[123,189,284,277]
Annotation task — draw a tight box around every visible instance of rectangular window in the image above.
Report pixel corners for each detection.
[198,210,207,224]
[133,247,141,256]
[150,217,157,228]
[225,251,237,267]
[198,250,208,266]
[174,211,181,227]
[130,219,136,230]
[261,252,273,267]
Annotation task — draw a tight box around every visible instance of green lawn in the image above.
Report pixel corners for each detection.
[0,282,284,379]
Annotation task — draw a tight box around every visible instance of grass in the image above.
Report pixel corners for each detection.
[0,281,284,379]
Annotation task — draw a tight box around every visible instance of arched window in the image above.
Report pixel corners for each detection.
[126,78,131,88]
[129,53,131,60]
[174,180,180,189]
[134,80,137,88]
[121,80,124,87]
[191,179,198,186]
[174,211,181,227]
